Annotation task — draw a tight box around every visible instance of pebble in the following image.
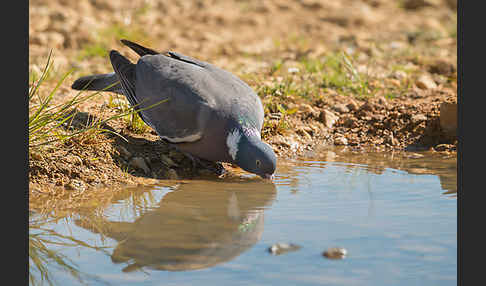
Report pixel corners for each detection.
[167,168,179,180]
[334,136,348,146]
[439,102,457,136]
[130,157,150,174]
[411,114,428,123]
[391,70,407,80]
[346,100,360,111]
[296,128,312,140]
[402,0,438,10]
[434,144,452,152]
[320,109,339,129]
[300,104,318,115]
[287,67,300,74]
[65,179,86,191]
[333,103,350,114]
[160,154,178,167]
[406,152,424,159]
[416,74,437,90]
[323,247,347,259]
[268,243,301,255]
[116,145,131,159]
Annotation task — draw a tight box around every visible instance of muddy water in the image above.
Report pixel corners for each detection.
[29,149,457,286]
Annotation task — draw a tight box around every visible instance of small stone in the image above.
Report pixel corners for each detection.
[268,243,301,255]
[65,179,86,191]
[130,157,150,174]
[411,114,428,123]
[385,133,399,146]
[333,103,349,114]
[334,136,348,146]
[346,100,359,111]
[402,0,437,10]
[440,102,457,136]
[434,144,452,152]
[428,60,456,76]
[287,67,300,74]
[300,103,318,115]
[406,152,424,159]
[167,168,179,180]
[320,109,339,129]
[296,128,312,140]
[416,75,437,90]
[160,154,178,167]
[323,247,347,259]
[343,117,358,128]
[46,32,65,49]
[116,145,131,159]
[391,70,407,80]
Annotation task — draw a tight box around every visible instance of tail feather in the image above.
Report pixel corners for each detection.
[109,50,152,127]
[120,39,159,57]
[71,73,123,94]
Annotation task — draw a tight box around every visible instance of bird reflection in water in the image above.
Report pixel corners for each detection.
[75,179,276,272]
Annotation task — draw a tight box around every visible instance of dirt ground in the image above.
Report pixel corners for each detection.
[29,0,457,204]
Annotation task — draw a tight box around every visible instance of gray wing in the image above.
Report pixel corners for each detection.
[133,54,217,143]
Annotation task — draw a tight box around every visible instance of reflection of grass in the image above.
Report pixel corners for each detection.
[29,218,110,286]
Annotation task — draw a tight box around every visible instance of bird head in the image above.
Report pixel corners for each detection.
[227,128,277,179]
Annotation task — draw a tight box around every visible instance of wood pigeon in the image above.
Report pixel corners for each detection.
[72,40,276,179]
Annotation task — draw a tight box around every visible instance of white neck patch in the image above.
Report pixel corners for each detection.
[226,129,242,160]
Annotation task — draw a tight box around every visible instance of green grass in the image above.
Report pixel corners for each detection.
[29,52,165,151]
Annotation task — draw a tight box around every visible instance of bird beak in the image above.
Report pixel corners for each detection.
[262,173,275,180]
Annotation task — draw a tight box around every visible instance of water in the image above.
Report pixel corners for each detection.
[29,149,457,286]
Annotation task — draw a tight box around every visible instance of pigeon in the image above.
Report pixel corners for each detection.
[71,39,276,179]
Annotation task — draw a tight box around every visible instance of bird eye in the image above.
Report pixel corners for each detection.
[256,160,261,168]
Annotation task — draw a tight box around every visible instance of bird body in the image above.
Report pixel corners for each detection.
[72,40,276,178]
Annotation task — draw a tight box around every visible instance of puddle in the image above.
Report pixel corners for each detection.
[29,149,457,286]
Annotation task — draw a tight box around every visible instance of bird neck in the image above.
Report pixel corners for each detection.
[226,126,261,162]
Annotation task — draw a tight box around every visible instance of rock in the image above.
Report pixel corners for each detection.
[287,67,300,74]
[385,133,399,146]
[343,117,358,128]
[416,74,437,90]
[46,32,66,50]
[391,70,407,80]
[300,103,318,115]
[445,0,457,10]
[411,114,428,123]
[359,102,375,112]
[160,154,178,167]
[333,103,349,114]
[167,168,179,180]
[434,144,453,152]
[296,128,312,140]
[428,60,456,76]
[439,102,457,136]
[323,247,348,259]
[334,136,348,146]
[402,0,439,10]
[65,179,86,191]
[320,109,339,129]
[116,145,131,159]
[130,157,150,174]
[406,152,424,159]
[346,100,360,111]
[268,243,301,255]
